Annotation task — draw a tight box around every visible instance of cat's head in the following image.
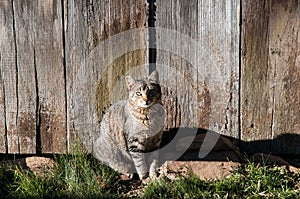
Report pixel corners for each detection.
[125,70,162,108]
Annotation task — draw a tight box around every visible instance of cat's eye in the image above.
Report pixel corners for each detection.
[135,91,142,96]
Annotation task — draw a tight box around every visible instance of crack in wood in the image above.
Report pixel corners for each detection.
[238,0,242,143]
[33,49,42,155]
[61,0,69,153]
[11,0,20,154]
[0,51,9,154]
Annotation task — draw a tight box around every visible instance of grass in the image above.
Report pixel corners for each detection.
[0,146,300,198]
[143,162,300,199]
[0,143,120,199]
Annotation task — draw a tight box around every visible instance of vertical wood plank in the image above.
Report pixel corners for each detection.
[241,0,272,145]
[241,0,300,154]
[0,0,15,153]
[156,0,240,137]
[0,1,33,154]
[35,0,67,153]
[269,0,300,153]
[65,0,147,152]
[12,0,37,153]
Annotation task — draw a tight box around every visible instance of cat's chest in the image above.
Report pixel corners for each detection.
[124,103,165,138]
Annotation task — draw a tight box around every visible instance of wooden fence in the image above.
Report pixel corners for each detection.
[0,0,299,154]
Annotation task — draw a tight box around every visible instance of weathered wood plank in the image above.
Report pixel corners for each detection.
[65,0,147,152]
[0,1,22,154]
[0,0,14,154]
[241,0,272,145]
[34,0,67,153]
[156,0,240,137]
[12,0,37,154]
[269,0,300,154]
[0,25,7,153]
[241,0,300,154]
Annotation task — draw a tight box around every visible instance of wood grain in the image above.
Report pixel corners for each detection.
[11,1,37,153]
[156,0,240,137]
[0,77,6,153]
[241,0,273,146]
[0,0,299,154]
[241,0,300,153]
[268,0,300,153]
[34,0,67,153]
[0,1,34,154]
[0,0,15,153]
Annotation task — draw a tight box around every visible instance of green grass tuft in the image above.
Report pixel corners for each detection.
[143,175,213,199]
[1,142,120,199]
[52,143,120,198]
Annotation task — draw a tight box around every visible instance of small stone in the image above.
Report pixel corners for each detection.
[0,156,56,178]
[25,157,56,177]
[251,153,300,173]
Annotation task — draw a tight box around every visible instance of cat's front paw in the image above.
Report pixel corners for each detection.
[149,160,159,179]
[142,177,152,184]
[142,173,159,184]
[149,170,158,179]
[138,171,149,181]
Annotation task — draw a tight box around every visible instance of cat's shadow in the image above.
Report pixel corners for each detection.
[159,127,300,165]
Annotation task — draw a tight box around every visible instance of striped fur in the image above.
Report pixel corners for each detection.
[93,71,165,180]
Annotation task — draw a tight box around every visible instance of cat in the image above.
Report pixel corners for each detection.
[93,70,165,180]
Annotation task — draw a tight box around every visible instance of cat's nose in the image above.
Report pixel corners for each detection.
[142,96,148,102]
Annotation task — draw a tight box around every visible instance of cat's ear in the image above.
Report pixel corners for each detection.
[125,76,135,90]
[148,70,159,84]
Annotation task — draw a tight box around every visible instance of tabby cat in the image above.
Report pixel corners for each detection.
[93,70,165,180]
